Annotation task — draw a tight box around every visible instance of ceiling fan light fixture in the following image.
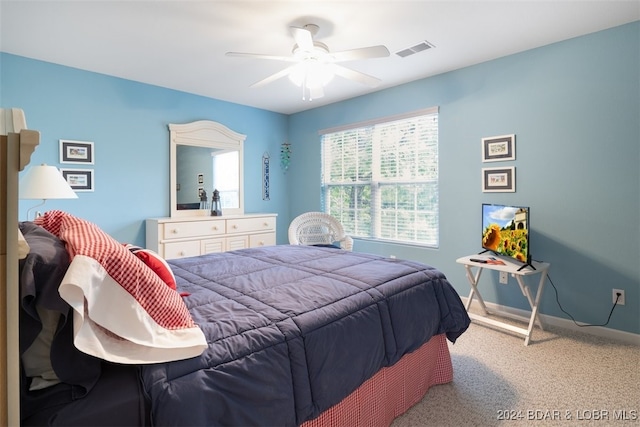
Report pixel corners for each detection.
[228,23,388,101]
[308,86,324,100]
[288,61,334,87]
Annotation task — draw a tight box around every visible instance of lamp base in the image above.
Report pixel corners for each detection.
[25,199,46,221]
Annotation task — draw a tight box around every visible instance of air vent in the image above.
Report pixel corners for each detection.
[395,40,435,58]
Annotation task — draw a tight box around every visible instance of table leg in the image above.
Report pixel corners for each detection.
[516,276,545,331]
[464,265,488,314]
[521,271,548,345]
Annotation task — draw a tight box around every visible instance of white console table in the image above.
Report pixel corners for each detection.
[456,255,550,345]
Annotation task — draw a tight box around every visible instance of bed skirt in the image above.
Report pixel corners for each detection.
[301,333,452,427]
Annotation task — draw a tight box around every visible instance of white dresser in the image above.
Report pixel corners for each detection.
[146,214,277,260]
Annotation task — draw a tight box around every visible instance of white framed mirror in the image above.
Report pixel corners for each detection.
[169,120,245,218]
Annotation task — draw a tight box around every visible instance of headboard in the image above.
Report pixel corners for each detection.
[0,108,39,426]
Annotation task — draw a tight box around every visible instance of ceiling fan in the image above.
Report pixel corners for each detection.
[226,24,390,100]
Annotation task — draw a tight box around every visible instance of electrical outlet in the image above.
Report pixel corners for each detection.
[499,271,509,284]
[613,289,625,305]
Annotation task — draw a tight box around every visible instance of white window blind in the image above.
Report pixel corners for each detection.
[321,109,439,247]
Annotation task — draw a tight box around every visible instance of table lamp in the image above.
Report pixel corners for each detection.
[19,163,78,220]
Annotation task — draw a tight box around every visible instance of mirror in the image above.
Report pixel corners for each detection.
[169,121,245,217]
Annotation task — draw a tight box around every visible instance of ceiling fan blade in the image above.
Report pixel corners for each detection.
[333,64,382,87]
[226,52,299,63]
[250,65,298,88]
[290,26,314,51]
[331,45,390,62]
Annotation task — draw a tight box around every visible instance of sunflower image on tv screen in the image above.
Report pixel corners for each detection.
[482,205,529,262]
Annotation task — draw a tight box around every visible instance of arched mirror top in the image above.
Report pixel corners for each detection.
[169,120,245,218]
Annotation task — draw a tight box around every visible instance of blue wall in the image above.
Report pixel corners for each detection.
[288,22,639,335]
[1,22,638,335]
[1,54,290,244]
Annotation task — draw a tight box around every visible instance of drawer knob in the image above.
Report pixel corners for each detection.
[233,225,238,229]
[212,226,218,231]
[171,228,179,234]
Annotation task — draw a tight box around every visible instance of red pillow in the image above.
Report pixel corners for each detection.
[125,244,176,290]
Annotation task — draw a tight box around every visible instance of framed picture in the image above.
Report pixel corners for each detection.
[482,134,515,162]
[482,167,515,192]
[61,168,94,192]
[60,140,94,164]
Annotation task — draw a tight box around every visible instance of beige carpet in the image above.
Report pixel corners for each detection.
[392,315,640,426]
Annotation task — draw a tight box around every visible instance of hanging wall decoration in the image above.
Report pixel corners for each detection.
[60,168,94,192]
[481,134,515,162]
[482,166,516,192]
[262,152,270,200]
[281,142,291,172]
[59,140,94,164]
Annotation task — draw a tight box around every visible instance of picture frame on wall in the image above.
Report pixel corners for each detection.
[482,166,515,192]
[482,134,515,162]
[60,140,94,164]
[61,168,94,192]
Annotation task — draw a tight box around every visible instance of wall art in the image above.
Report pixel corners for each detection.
[60,139,94,164]
[482,134,515,162]
[482,166,515,192]
[263,152,270,200]
[61,168,94,192]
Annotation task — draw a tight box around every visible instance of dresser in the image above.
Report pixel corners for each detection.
[146,214,277,260]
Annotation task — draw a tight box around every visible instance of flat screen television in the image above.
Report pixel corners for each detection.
[481,203,531,266]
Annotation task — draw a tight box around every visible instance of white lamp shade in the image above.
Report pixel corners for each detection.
[19,164,78,200]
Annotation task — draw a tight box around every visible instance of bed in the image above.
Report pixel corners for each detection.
[16,209,470,426]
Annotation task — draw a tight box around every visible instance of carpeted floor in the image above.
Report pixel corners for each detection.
[392,315,640,426]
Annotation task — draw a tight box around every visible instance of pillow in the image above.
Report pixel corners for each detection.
[18,221,101,393]
[18,227,30,259]
[21,306,61,390]
[34,211,207,364]
[124,244,176,290]
[18,222,69,389]
[18,222,71,320]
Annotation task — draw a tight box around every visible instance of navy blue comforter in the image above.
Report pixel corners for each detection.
[141,245,470,426]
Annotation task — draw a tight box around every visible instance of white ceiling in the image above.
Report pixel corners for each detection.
[1,1,638,115]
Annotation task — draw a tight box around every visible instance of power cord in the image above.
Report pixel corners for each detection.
[546,273,620,327]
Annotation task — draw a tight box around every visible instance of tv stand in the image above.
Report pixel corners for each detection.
[456,254,550,345]
[517,261,536,272]
[478,249,536,271]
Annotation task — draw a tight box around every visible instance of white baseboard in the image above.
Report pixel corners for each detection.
[461,297,640,346]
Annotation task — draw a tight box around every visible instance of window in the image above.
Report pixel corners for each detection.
[321,108,439,247]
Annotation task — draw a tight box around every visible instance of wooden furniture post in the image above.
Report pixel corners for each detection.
[1,133,19,426]
[0,125,40,426]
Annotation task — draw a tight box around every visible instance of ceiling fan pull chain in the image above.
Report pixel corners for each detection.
[302,74,308,101]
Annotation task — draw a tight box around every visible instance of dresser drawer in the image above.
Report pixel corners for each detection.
[201,238,225,254]
[164,241,200,260]
[226,235,249,251]
[226,216,276,234]
[250,232,276,248]
[163,220,225,240]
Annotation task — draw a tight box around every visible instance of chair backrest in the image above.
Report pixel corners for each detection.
[288,212,353,251]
